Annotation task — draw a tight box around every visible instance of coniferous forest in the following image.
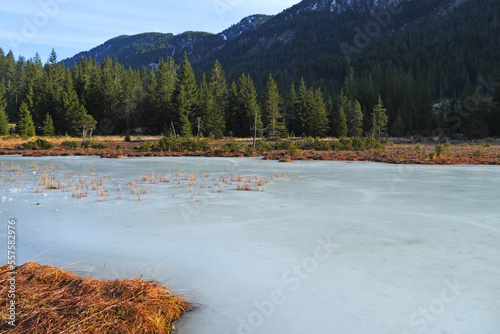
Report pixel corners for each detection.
[0,46,499,140]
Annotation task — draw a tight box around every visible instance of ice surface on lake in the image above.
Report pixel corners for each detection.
[1,156,499,334]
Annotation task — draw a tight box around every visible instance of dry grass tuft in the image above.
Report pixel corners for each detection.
[0,262,193,334]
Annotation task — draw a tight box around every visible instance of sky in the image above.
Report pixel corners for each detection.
[0,0,301,62]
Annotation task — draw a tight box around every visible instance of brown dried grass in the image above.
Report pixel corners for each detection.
[0,262,193,334]
[0,135,161,148]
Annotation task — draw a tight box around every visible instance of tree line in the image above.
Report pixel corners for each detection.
[0,48,499,139]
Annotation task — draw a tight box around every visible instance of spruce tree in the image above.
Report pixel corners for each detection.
[42,113,55,136]
[208,60,228,120]
[0,83,9,135]
[24,79,35,112]
[98,57,121,127]
[347,99,363,137]
[59,69,82,135]
[156,57,178,131]
[358,75,378,134]
[307,88,329,137]
[204,92,225,138]
[24,60,43,125]
[196,73,209,136]
[118,68,136,137]
[74,106,97,141]
[225,81,239,137]
[172,53,198,137]
[235,74,262,138]
[16,101,36,138]
[262,74,285,139]
[40,49,64,128]
[176,88,193,137]
[199,73,225,138]
[295,78,310,136]
[371,95,388,138]
[333,92,348,138]
[142,72,160,134]
[286,83,298,136]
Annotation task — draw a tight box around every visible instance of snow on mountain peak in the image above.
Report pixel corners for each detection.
[218,14,272,41]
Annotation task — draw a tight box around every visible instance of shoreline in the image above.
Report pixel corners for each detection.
[1,148,498,165]
[1,136,499,165]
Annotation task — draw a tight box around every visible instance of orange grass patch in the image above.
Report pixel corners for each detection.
[0,262,193,334]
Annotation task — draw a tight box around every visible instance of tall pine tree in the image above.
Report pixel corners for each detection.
[371,95,388,138]
[225,81,239,137]
[42,113,55,136]
[40,49,64,129]
[295,78,311,136]
[286,82,298,136]
[16,101,36,138]
[208,60,228,121]
[142,72,159,134]
[59,69,83,135]
[204,91,225,138]
[347,99,363,137]
[333,91,348,137]
[262,74,285,139]
[235,74,262,138]
[172,53,198,137]
[155,57,178,133]
[307,88,329,137]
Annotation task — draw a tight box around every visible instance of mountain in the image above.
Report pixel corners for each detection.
[62,14,273,69]
[63,0,500,97]
[63,1,401,70]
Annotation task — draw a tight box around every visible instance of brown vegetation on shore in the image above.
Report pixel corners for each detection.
[265,143,500,165]
[0,262,192,334]
[0,135,499,164]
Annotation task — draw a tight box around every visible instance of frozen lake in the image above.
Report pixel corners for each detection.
[1,156,499,334]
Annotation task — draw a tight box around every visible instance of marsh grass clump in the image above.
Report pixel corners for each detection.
[473,148,484,157]
[339,137,353,150]
[364,137,384,150]
[297,137,331,150]
[286,146,300,158]
[330,137,383,151]
[435,144,445,156]
[81,140,109,149]
[22,138,54,150]
[140,136,211,152]
[61,140,80,149]
[254,140,273,152]
[0,262,193,334]
[415,143,422,154]
[236,175,268,191]
[273,140,296,150]
[245,145,257,156]
[221,140,244,154]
